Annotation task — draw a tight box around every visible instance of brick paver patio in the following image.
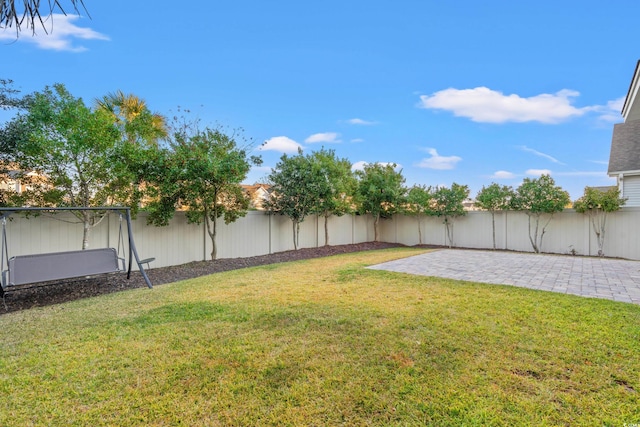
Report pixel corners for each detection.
[367,249,640,305]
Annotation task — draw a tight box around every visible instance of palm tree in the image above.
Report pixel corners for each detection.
[1,0,87,35]
[95,91,168,212]
[96,90,168,146]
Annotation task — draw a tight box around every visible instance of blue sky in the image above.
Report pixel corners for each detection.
[2,0,639,199]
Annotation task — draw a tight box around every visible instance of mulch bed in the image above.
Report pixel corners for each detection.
[1,242,408,315]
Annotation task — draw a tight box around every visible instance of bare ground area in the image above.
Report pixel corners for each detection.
[1,242,407,315]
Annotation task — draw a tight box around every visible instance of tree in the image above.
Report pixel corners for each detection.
[146,125,260,260]
[95,91,169,214]
[431,183,469,248]
[574,186,626,257]
[308,148,356,246]
[95,90,168,146]
[1,78,33,205]
[1,78,32,110]
[405,184,432,245]
[511,174,570,253]
[1,0,86,35]
[475,183,514,249]
[1,78,33,159]
[355,163,406,242]
[9,83,123,249]
[263,149,323,250]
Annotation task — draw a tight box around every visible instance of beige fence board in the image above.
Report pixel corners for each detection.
[5,208,640,273]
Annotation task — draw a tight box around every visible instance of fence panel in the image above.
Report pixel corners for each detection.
[215,211,271,259]
[4,211,106,256]
[4,208,640,272]
[130,212,205,268]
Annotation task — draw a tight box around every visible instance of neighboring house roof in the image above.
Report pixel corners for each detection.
[608,119,640,175]
[622,60,640,122]
[608,60,640,177]
[588,185,617,192]
[241,184,272,210]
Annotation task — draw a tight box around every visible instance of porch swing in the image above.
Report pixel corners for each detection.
[0,207,153,298]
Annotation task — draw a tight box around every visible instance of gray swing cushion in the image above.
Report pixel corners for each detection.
[7,248,125,287]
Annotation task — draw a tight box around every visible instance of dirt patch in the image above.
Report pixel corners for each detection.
[1,242,408,314]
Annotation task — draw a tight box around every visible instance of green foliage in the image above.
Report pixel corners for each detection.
[431,183,470,248]
[475,183,513,212]
[0,113,31,164]
[574,186,626,214]
[574,186,626,256]
[11,84,120,207]
[512,175,570,253]
[475,183,514,249]
[0,78,32,110]
[147,125,259,259]
[308,148,356,245]
[405,184,433,216]
[355,163,406,242]
[1,78,34,205]
[8,84,126,248]
[264,149,324,250]
[511,175,569,215]
[95,90,168,146]
[309,148,355,217]
[92,91,169,219]
[405,185,433,244]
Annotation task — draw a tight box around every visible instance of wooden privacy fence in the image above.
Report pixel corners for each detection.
[384,208,640,260]
[3,208,640,269]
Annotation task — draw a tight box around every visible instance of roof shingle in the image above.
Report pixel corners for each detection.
[608,119,640,174]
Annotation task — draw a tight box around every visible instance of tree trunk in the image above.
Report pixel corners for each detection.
[292,220,298,250]
[591,211,606,257]
[374,214,379,242]
[417,216,423,245]
[444,218,454,248]
[82,210,90,250]
[205,212,217,260]
[538,215,553,254]
[491,211,496,250]
[528,213,553,254]
[324,214,329,246]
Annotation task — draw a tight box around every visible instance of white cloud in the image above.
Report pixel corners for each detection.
[0,14,109,52]
[351,161,401,172]
[519,145,564,165]
[416,148,462,170]
[526,169,552,177]
[351,161,368,171]
[260,136,302,153]
[593,96,625,122]
[419,87,589,124]
[305,132,341,143]
[607,96,625,112]
[350,138,365,143]
[346,118,376,125]
[491,170,516,179]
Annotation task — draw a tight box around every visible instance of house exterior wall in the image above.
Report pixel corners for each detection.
[619,174,640,207]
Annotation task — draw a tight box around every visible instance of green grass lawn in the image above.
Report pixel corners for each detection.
[1,247,639,426]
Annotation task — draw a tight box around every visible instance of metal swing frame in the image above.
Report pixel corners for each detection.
[0,206,153,297]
